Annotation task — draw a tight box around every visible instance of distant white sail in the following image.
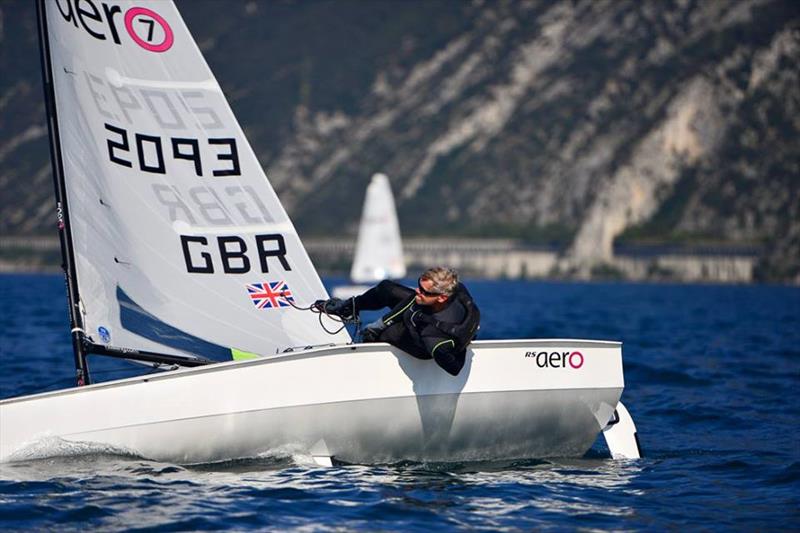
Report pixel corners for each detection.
[45,0,349,358]
[350,173,406,283]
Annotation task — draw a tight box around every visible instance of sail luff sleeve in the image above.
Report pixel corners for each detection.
[36,0,90,385]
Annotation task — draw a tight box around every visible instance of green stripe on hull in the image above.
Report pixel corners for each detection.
[231,348,260,361]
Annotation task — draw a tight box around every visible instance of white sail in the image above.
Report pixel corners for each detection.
[350,173,406,283]
[45,0,349,359]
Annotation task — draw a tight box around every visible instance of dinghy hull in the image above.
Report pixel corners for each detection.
[0,340,624,464]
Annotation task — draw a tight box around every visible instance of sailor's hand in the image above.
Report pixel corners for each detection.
[314,298,354,318]
[362,328,381,342]
[362,318,385,342]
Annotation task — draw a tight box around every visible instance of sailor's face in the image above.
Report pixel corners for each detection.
[415,278,447,305]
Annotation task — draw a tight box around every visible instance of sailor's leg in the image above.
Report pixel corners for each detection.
[355,280,414,311]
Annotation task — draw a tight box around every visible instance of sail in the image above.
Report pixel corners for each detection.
[43,0,350,359]
[350,173,406,283]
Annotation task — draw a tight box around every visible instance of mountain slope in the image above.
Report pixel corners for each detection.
[0,0,798,281]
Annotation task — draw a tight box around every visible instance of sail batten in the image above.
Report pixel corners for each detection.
[103,72,221,91]
[44,0,350,360]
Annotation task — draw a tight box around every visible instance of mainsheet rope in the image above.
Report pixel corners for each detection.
[280,292,361,337]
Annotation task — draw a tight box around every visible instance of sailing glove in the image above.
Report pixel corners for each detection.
[313,298,354,318]
[362,318,386,342]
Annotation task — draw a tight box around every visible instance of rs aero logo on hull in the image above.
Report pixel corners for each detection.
[54,0,174,53]
[525,350,584,369]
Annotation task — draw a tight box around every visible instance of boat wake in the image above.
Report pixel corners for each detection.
[6,436,141,463]
[182,445,322,471]
[5,437,349,471]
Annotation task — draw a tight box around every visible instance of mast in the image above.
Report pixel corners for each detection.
[35,0,91,386]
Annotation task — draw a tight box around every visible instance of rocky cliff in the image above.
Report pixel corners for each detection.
[1,0,798,281]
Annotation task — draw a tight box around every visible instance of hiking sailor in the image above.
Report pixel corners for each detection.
[315,267,480,375]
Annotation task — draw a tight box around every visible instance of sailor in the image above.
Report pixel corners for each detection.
[316,267,480,375]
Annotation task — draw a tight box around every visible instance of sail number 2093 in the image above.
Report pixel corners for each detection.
[104,123,240,177]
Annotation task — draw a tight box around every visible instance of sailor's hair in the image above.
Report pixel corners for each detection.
[421,267,459,296]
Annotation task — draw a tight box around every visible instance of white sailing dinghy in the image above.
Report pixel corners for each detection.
[0,0,640,465]
[332,172,406,299]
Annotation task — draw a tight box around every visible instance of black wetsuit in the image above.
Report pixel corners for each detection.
[354,280,468,375]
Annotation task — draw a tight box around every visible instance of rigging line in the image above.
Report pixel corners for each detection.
[319,314,346,335]
[281,293,360,336]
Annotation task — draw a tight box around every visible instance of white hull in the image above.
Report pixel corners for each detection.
[0,340,625,464]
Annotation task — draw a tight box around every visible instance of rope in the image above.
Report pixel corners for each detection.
[280,292,361,337]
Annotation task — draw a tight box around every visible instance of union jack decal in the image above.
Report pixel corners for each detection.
[247,281,295,309]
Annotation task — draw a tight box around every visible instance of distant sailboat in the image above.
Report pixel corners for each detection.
[332,173,406,299]
[0,0,640,465]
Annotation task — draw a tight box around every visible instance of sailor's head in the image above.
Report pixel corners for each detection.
[415,267,458,305]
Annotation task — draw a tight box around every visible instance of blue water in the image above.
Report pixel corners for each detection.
[1,274,798,530]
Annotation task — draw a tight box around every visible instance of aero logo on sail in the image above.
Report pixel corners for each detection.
[54,0,174,53]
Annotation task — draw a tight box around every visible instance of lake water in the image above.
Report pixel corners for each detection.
[1,274,798,530]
